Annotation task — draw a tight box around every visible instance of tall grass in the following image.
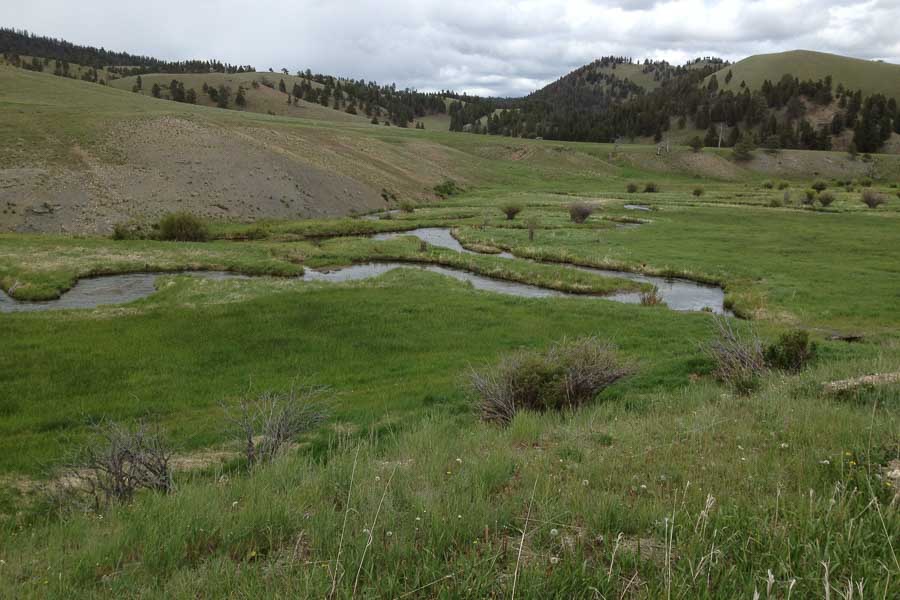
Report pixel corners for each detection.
[2,367,897,597]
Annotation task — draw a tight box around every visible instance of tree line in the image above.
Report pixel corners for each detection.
[0,28,253,75]
[448,57,900,154]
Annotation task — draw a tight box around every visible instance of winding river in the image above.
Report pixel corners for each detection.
[372,228,728,313]
[1,228,728,314]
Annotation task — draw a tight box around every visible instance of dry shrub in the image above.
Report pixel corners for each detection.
[469,337,633,425]
[225,386,328,467]
[640,287,664,306]
[56,420,173,510]
[702,316,765,394]
[568,202,594,224]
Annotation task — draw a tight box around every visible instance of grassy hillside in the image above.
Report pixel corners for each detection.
[3,63,900,236]
[710,50,900,99]
[108,71,368,124]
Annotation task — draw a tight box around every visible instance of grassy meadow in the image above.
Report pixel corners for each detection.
[0,62,899,598]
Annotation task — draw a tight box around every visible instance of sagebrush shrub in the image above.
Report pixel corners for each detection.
[692,187,704,197]
[157,212,208,242]
[434,179,461,197]
[469,337,632,425]
[626,183,638,193]
[817,191,835,207]
[643,182,659,193]
[811,181,828,192]
[764,330,817,372]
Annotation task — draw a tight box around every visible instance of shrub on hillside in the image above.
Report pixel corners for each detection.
[500,203,523,220]
[399,201,416,213]
[626,183,638,193]
[803,190,816,205]
[777,181,790,190]
[811,180,828,192]
[111,221,148,240]
[762,181,774,189]
[568,202,594,223]
[764,330,817,372]
[157,212,209,242]
[703,316,765,394]
[693,187,704,197]
[434,179,461,198]
[468,337,633,425]
[861,190,886,209]
[857,178,872,187]
[688,136,703,153]
[643,182,659,193]
[817,191,835,207]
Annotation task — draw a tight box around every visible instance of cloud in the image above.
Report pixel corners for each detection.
[2,0,898,97]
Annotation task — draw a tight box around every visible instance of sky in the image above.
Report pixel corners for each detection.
[4,0,900,97]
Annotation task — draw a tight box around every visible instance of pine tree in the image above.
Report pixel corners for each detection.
[703,124,718,147]
[151,83,161,98]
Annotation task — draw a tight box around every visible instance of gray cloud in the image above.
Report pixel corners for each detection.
[3,0,898,97]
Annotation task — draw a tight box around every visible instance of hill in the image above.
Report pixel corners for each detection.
[108,71,370,124]
[709,50,900,100]
[3,52,900,235]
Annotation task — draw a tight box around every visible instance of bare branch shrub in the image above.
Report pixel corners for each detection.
[861,190,886,209]
[702,316,765,394]
[568,202,594,224]
[225,386,328,467]
[469,337,633,425]
[57,420,173,510]
[500,203,523,220]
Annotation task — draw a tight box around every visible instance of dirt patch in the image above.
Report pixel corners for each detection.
[0,115,399,234]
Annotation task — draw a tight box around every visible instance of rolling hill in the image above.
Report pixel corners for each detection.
[108,71,369,124]
[709,50,900,100]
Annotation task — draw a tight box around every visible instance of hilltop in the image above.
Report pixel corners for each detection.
[708,50,900,101]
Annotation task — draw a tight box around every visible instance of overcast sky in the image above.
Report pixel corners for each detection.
[5,0,899,97]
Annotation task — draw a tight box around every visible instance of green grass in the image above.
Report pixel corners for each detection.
[1,59,899,598]
[2,369,897,597]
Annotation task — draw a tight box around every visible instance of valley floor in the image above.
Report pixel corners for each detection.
[1,186,899,597]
